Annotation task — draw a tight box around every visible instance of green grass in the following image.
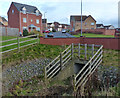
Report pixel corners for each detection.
[2,37,33,46]
[74,33,115,38]
[2,44,64,67]
[2,36,16,41]
[2,44,119,96]
[0,36,38,52]
[102,49,119,67]
[1,39,38,52]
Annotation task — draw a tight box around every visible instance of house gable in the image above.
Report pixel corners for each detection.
[12,2,42,15]
[84,15,96,23]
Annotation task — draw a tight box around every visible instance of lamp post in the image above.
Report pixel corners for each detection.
[44,12,47,30]
[80,0,83,37]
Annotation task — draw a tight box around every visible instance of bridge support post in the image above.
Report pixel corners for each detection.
[78,43,80,58]
[60,53,62,70]
[71,43,74,59]
[85,44,87,60]
[17,35,20,52]
[92,44,94,56]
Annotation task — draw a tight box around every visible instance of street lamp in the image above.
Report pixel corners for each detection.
[44,12,47,20]
[44,12,47,30]
[80,0,83,37]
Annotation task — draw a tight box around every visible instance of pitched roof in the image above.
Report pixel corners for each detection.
[96,24,104,27]
[54,22,60,25]
[61,24,70,26]
[47,23,52,25]
[0,16,8,22]
[70,15,96,22]
[0,22,4,25]
[104,25,113,28]
[71,15,88,21]
[12,2,42,14]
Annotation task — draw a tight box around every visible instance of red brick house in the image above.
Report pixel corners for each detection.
[7,2,42,34]
[70,15,96,32]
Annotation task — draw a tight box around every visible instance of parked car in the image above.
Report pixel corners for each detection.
[42,30,45,33]
[47,32,54,37]
[45,30,50,33]
[62,29,66,33]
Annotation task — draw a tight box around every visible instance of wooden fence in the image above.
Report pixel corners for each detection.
[44,43,103,91]
[74,44,103,91]
[0,34,39,54]
[45,45,72,80]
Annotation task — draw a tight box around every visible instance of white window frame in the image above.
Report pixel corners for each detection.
[23,27,27,30]
[31,19,33,22]
[12,10,14,13]
[23,10,26,14]
[36,10,39,16]
[23,18,27,23]
[22,7,26,14]
[36,19,39,24]
[91,23,94,25]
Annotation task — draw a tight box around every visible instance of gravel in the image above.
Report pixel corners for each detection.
[97,65,120,87]
[2,58,51,91]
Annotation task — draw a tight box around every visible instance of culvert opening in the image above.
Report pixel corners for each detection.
[74,63,85,74]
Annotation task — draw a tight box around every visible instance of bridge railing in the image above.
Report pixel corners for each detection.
[45,43,103,85]
[74,45,103,90]
[45,44,72,80]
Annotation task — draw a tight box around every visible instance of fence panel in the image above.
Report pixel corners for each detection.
[0,34,39,53]
[74,45,103,90]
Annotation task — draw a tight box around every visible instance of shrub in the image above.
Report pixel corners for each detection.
[52,29,56,32]
[29,30,40,35]
[23,29,28,36]
[114,82,120,96]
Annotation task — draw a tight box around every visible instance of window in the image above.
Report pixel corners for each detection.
[91,28,94,29]
[12,10,14,13]
[22,7,26,14]
[36,10,39,16]
[36,19,39,24]
[85,22,87,26]
[31,19,33,22]
[23,10,26,14]
[23,18,27,23]
[36,27,40,31]
[91,23,94,25]
[23,27,27,30]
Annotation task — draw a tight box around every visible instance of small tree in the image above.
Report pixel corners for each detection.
[52,29,56,32]
[23,29,28,36]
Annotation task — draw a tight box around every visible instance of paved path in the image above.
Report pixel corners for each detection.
[44,31,75,38]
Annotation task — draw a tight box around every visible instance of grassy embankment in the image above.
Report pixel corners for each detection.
[74,33,115,38]
[2,39,119,96]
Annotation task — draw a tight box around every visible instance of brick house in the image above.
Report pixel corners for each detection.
[104,25,115,30]
[7,2,42,34]
[47,22,70,31]
[70,15,96,32]
[0,16,8,27]
[61,24,70,30]
[96,24,104,29]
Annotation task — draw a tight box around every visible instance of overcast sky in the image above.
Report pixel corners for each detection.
[0,0,119,27]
